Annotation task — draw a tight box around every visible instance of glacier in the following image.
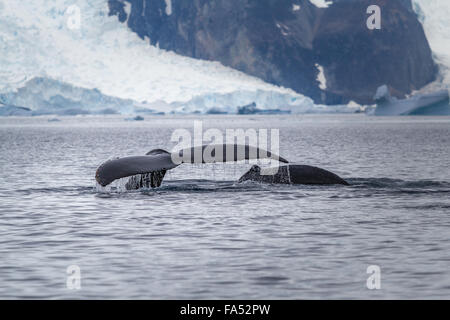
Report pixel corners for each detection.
[0,0,322,115]
[413,1,450,88]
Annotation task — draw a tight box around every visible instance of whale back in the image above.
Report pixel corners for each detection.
[238,165,290,184]
[289,165,349,185]
[239,164,349,186]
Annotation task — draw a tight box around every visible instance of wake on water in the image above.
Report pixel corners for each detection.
[93,175,450,195]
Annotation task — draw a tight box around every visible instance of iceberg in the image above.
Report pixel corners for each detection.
[124,115,145,121]
[237,103,291,115]
[373,85,450,116]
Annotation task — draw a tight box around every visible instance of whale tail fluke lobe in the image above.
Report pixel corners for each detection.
[95,153,179,187]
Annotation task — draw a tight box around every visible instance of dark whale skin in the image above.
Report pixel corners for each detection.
[239,165,349,186]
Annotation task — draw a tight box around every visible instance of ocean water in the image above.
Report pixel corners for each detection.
[0,114,449,299]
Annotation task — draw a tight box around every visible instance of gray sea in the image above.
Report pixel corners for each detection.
[0,114,449,299]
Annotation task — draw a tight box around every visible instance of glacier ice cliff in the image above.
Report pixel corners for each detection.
[167,90,360,114]
[0,104,32,116]
[0,77,142,115]
[0,76,362,116]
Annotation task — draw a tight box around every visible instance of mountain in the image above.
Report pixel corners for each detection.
[108,0,437,104]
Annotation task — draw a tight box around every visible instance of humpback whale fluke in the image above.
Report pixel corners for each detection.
[238,165,349,186]
[95,144,348,189]
[95,153,178,187]
[95,144,287,188]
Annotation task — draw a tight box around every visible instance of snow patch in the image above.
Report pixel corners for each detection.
[309,0,333,8]
[315,64,327,90]
[123,1,131,23]
[276,23,289,36]
[164,0,172,16]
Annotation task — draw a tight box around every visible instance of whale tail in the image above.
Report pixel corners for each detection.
[124,149,171,189]
[95,144,288,189]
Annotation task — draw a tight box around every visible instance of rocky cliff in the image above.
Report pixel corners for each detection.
[108,0,437,104]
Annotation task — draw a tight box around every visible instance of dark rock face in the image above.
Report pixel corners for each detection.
[108,0,436,104]
[313,0,437,103]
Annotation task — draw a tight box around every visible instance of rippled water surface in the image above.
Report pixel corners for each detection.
[1,114,450,299]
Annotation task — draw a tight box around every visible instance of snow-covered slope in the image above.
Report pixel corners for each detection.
[413,0,450,87]
[0,0,314,114]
